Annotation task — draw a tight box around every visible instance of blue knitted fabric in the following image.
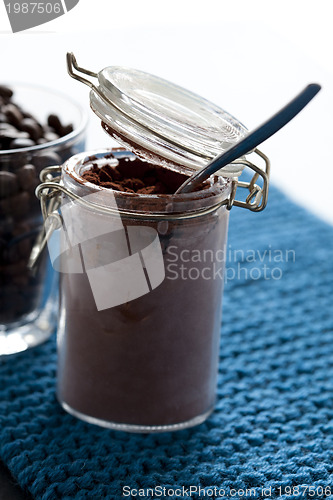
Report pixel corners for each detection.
[1,183,333,500]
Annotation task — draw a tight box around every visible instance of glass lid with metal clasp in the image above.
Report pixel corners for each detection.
[65,52,270,212]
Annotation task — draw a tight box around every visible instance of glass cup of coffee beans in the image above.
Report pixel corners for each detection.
[0,84,87,355]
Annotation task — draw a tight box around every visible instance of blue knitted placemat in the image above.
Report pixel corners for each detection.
[1,183,333,500]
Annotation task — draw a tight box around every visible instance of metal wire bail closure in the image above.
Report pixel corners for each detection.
[229,149,270,211]
[37,147,269,216]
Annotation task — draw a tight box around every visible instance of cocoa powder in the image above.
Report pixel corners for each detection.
[81,156,200,194]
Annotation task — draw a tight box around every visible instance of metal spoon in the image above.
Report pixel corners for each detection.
[175,83,321,194]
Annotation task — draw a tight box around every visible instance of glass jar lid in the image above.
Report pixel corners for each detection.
[88,66,248,177]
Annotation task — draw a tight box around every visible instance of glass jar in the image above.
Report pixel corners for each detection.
[0,84,87,355]
[36,56,269,431]
[46,149,232,432]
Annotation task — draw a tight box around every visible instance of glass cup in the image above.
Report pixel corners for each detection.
[51,149,231,432]
[0,84,87,355]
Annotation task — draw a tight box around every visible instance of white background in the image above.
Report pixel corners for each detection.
[1,0,332,224]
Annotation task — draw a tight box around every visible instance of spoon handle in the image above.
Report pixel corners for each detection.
[176,83,321,194]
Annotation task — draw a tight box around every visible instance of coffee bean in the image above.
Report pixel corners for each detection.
[0,191,30,218]
[0,123,17,133]
[22,111,34,119]
[0,129,29,150]
[26,177,40,197]
[43,125,56,134]
[33,151,62,170]
[47,114,62,133]
[61,124,74,136]
[9,137,36,149]
[0,85,13,99]
[59,146,76,163]
[11,223,35,258]
[7,152,30,171]
[37,138,48,145]
[4,103,24,128]
[0,171,18,198]
[44,131,60,143]
[17,164,37,190]
[20,118,43,142]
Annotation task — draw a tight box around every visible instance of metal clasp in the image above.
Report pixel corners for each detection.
[66,52,100,94]
[28,166,63,269]
[228,149,270,212]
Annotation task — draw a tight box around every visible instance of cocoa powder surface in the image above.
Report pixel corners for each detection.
[81,156,190,195]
